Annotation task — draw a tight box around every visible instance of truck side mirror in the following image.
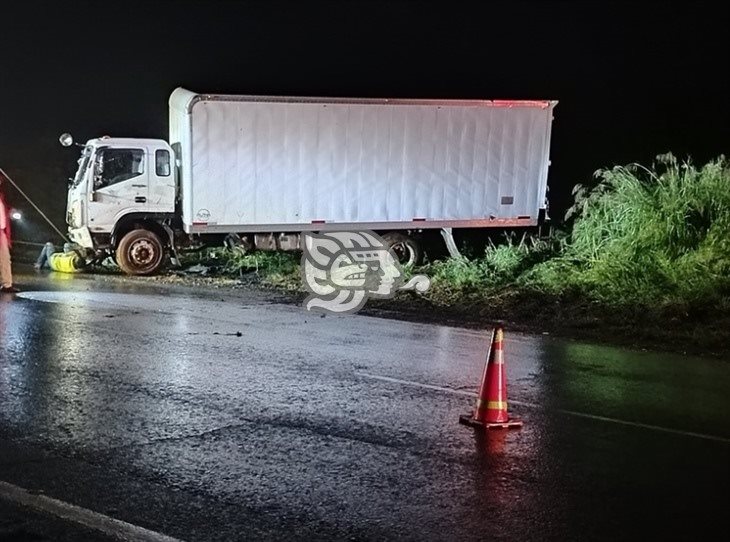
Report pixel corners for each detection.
[59,133,74,147]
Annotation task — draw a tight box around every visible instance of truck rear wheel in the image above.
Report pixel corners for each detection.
[382,232,421,266]
[116,229,165,276]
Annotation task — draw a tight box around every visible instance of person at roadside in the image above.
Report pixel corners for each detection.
[35,242,82,271]
[0,182,18,293]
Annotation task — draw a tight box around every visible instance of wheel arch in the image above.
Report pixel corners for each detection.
[111,213,173,249]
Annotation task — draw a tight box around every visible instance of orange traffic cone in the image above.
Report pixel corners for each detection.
[459,327,522,430]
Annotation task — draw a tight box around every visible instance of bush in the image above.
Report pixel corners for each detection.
[530,153,730,309]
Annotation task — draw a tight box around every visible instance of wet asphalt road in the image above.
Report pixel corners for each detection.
[1,270,729,541]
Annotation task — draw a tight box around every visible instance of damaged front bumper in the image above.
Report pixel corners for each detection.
[67,226,94,249]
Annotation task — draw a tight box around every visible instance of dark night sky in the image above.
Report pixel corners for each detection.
[1,0,728,240]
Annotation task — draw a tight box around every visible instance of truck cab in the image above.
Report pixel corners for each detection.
[65,136,177,273]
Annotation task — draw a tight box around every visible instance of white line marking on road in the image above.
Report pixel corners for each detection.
[0,480,184,542]
[355,372,730,444]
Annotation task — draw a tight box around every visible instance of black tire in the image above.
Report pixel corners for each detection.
[382,232,422,266]
[116,229,165,276]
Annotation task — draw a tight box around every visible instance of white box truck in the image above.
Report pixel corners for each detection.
[62,88,557,275]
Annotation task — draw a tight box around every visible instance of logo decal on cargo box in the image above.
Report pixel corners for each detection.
[195,209,211,221]
[301,230,430,314]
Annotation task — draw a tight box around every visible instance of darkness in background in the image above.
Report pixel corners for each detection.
[1,0,727,242]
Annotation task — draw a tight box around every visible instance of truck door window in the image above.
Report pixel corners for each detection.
[96,148,145,189]
[155,149,171,176]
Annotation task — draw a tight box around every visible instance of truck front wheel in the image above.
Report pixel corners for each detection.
[116,229,165,276]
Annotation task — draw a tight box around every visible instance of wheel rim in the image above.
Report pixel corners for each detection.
[130,239,158,267]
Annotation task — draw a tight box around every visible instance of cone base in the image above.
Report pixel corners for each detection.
[459,414,523,430]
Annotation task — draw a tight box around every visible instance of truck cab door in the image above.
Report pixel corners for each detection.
[146,146,175,213]
[87,147,150,231]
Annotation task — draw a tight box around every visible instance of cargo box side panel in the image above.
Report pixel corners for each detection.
[189,99,553,229]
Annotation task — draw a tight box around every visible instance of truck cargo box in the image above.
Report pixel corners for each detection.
[169,88,556,233]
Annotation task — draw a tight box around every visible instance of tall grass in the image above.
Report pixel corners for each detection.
[421,233,561,304]
[527,154,730,309]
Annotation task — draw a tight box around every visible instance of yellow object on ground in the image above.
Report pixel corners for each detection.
[49,252,83,273]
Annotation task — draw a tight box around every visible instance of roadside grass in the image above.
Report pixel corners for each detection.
[221,248,302,290]
[524,153,730,317]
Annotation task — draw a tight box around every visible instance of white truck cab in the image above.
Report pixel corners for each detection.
[65,136,177,273]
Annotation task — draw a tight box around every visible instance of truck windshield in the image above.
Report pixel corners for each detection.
[95,148,145,189]
[71,146,92,188]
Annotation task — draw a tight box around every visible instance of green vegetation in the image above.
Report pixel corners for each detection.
[420,233,560,305]
[221,248,301,290]
[527,153,730,312]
